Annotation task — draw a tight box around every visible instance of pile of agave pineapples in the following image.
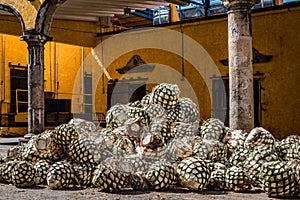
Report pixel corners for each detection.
[0,83,300,198]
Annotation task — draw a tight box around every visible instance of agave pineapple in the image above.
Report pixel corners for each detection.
[228,145,250,167]
[131,172,149,190]
[243,146,279,187]
[151,83,180,109]
[223,129,247,157]
[7,145,23,160]
[12,161,36,188]
[73,162,94,187]
[207,169,226,190]
[244,127,276,150]
[143,103,166,121]
[175,97,199,123]
[140,93,152,107]
[192,137,227,163]
[34,129,65,162]
[126,106,149,125]
[200,118,225,141]
[34,160,50,185]
[260,161,299,197]
[284,143,300,161]
[173,121,198,139]
[145,162,177,190]
[125,154,150,173]
[112,137,136,156]
[225,166,251,192]
[0,159,19,184]
[165,138,193,163]
[124,117,148,139]
[21,142,41,165]
[47,161,75,190]
[54,123,79,152]
[140,132,166,161]
[149,118,173,143]
[93,128,117,154]
[106,104,128,129]
[92,164,132,192]
[68,138,101,165]
[166,107,182,123]
[275,135,300,160]
[69,118,97,137]
[177,157,211,190]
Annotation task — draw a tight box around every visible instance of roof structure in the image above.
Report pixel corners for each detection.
[53,0,169,22]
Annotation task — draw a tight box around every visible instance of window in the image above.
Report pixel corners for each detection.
[253,0,274,9]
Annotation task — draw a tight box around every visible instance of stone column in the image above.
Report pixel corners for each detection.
[20,32,50,139]
[223,0,258,132]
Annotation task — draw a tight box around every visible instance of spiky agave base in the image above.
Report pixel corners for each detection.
[145,163,177,190]
[68,138,101,165]
[54,123,79,152]
[207,169,226,190]
[73,163,94,187]
[0,159,19,184]
[244,127,276,150]
[177,157,211,191]
[34,160,50,185]
[12,161,36,188]
[243,146,278,187]
[200,118,225,141]
[260,161,299,197]
[47,161,75,190]
[225,166,251,192]
[151,83,180,109]
[92,164,132,192]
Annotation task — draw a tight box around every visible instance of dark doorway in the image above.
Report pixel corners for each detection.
[107,79,146,111]
[10,64,27,114]
[129,84,146,103]
[9,63,28,126]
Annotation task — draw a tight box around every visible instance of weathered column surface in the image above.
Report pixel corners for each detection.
[223,0,258,132]
[20,32,50,139]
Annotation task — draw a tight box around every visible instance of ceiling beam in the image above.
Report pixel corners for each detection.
[61,0,167,9]
[56,10,123,16]
[52,0,170,22]
[53,14,103,21]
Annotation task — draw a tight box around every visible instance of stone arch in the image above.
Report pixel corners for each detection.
[0,3,25,33]
[35,0,66,36]
[0,0,43,32]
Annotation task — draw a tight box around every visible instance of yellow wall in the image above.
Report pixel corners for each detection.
[0,34,27,114]
[0,14,98,47]
[94,6,300,138]
[252,8,300,138]
[0,34,90,114]
[0,6,299,138]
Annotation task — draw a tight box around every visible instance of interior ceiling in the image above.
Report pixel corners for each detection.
[54,0,170,22]
[0,0,173,28]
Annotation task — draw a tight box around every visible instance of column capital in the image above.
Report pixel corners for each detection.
[20,29,52,45]
[223,0,260,9]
